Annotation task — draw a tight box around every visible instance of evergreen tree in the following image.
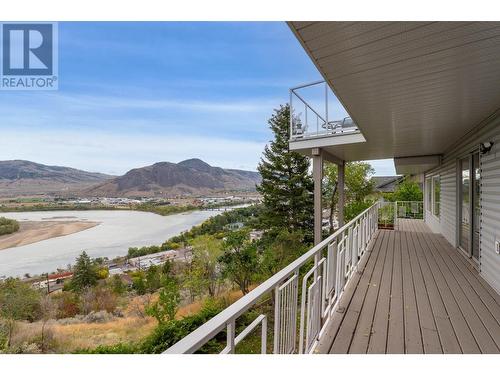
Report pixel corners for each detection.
[257,104,314,239]
[71,251,98,292]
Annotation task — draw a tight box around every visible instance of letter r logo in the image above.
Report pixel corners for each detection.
[2,24,53,76]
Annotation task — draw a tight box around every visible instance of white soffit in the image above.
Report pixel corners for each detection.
[289,22,500,162]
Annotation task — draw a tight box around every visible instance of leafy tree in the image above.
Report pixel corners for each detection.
[145,265,162,293]
[131,271,147,295]
[161,260,173,276]
[257,104,314,239]
[188,235,223,297]
[260,230,306,279]
[0,278,41,348]
[145,277,181,324]
[110,275,126,295]
[218,231,259,295]
[393,178,423,201]
[70,251,98,292]
[323,162,375,231]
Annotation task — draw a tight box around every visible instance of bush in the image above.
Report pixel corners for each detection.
[0,217,20,236]
[74,342,137,354]
[140,300,224,353]
[52,291,80,318]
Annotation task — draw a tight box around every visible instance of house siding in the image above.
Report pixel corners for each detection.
[424,112,500,294]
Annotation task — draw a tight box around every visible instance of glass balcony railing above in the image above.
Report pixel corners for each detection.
[290,80,359,141]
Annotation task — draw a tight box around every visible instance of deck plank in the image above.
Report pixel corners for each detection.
[408,222,462,353]
[419,225,500,353]
[400,229,423,353]
[431,232,500,323]
[409,221,481,353]
[406,226,442,353]
[386,230,405,353]
[349,225,392,353]
[329,231,388,353]
[317,219,500,354]
[315,231,382,353]
[366,227,395,353]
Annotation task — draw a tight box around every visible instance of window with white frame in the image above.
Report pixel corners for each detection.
[425,177,432,211]
[432,176,440,217]
[425,175,441,218]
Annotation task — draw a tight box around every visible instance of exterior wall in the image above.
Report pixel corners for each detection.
[424,112,500,294]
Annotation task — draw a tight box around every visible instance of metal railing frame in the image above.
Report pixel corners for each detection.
[378,201,424,230]
[289,80,359,141]
[164,202,380,354]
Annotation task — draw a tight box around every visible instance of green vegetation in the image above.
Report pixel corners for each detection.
[145,277,180,324]
[75,299,225,354]
[135,203,197,216]
[0,217,20,236]
[383,178,423,202]
[186,235,223,298]
[218,230,259,295]
[323,162,375,231]
[66,252,99,292]
[0,278,41,349]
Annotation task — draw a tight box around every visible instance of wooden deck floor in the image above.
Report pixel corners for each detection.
[316,219,500,354]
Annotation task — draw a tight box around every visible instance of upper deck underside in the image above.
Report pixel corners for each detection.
[316,219,500,354]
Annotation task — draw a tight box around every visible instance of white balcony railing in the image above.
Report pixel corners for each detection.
[378,201,424,230]
[289,80,359,141]
[164,202,380,354]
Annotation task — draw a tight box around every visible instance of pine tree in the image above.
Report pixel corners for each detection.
[71,251,98,292]
[257,104,314,239]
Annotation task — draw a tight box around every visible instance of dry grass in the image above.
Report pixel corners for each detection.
[52,316,157,351]
[9,286,255,353]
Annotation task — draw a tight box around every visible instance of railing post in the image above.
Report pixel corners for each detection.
[394,201,397,230]
[261,316,268,354]
[226,320,235,354]
[273,286,280,354]
[289,89,293,138]
[325,81,329,131]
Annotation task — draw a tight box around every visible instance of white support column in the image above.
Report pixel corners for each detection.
[338,160,345,228]
[312,148,323,245]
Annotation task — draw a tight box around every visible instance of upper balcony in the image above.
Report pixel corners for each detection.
[289,81,366,154]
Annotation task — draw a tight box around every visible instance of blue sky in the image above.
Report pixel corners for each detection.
[0,22,395,176]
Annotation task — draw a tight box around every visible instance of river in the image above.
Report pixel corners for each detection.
[0,209,225,278]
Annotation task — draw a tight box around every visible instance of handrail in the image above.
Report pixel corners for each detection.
[164,202,380,354]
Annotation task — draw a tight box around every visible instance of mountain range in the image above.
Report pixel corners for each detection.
[0,159,261,197]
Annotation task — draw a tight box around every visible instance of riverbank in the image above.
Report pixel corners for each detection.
[0,221,99,251]
[0,209,222,278]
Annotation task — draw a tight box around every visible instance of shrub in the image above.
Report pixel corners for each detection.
[0,217,20,236]
[140,300,224,354]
